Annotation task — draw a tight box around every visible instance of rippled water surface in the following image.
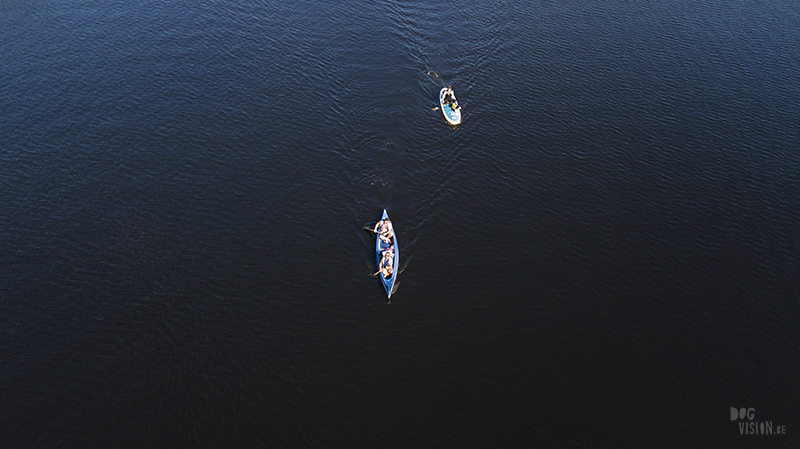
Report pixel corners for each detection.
[2,0,799,446]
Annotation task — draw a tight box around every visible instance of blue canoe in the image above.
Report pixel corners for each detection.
[439,87,462,125]
[375,209,399,299]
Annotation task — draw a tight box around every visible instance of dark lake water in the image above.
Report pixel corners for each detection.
[2,0,799,446]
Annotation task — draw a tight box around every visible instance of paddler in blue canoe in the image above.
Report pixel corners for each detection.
[373,217,394,244]
[379,248,394,279]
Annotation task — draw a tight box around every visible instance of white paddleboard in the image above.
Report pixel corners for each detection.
[439,87,462,125]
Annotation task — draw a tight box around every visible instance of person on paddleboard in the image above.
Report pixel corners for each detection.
[444,86,459,110]
[373,218,394,244]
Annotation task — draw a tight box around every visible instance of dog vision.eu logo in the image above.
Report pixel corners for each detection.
[730,408,787,435]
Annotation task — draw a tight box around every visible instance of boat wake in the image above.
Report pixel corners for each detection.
[397,254,412,274]
[426,70,445,87]
[358,172,393,189]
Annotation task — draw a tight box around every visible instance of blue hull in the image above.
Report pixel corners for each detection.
[376,209,399,299]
